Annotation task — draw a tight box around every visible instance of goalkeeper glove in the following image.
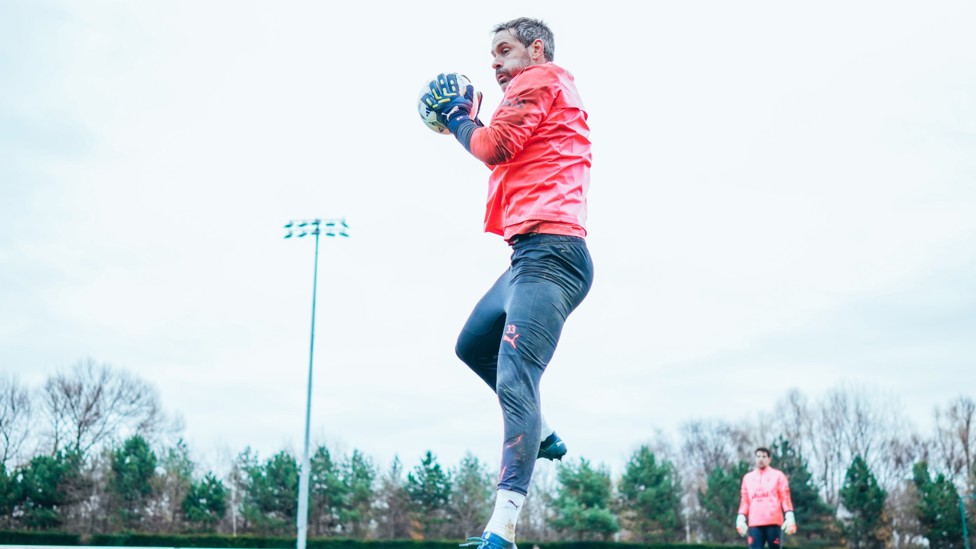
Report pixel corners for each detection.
[421,73,478,133]
[783,511,797,535]
[736,514,748,537]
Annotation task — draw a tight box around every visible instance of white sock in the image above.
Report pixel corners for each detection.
[484,489,526,542]
[540,415,554,442]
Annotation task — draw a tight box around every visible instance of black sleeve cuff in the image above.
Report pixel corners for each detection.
[447,118,478,153]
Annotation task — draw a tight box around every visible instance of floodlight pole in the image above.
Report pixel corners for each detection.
[284,217,349,549]
[962,493,974,549]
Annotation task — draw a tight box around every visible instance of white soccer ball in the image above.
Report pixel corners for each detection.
[417,74,473,135]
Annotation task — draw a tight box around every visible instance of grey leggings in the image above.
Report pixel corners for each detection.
[455,234,593,494]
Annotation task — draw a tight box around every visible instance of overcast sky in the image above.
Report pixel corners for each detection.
[2,1,975,477]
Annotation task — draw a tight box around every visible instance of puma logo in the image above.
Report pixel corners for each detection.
[503,324,519,349]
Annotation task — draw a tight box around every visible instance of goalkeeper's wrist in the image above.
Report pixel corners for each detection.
[448,117,478,152]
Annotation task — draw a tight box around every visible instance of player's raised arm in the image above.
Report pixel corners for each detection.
[419,73,483,152]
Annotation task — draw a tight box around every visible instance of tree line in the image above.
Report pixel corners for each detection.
[1,360,974,548]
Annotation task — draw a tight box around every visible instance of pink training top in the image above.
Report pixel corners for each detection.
[468,63,591,240]
[738,466,794,527]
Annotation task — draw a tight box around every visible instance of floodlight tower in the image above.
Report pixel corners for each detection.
[962,493,975,549]
[284,217,349,549]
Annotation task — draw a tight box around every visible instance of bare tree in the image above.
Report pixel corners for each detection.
[756,389,815,463]
[780,389,814,450]
[809,384,910,505]
[809,388,848,506]
[845,387,897,460]
[374,456,412,539]
[678,417,753,541]
[680,419,753,481]
[885,480,925,549]
[932,395,975,491]
[447,452,493,539]
[41,359,164,456]
[0,374,31,467]
[150,439,194,533]
[873,428,925,491]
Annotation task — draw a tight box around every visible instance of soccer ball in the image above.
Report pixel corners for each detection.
[417,73,473,135]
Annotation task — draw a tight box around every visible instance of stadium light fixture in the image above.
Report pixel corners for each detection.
[284,217,349,549]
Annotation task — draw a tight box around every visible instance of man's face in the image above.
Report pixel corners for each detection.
[491,30,535,92]
[755,452,771,470]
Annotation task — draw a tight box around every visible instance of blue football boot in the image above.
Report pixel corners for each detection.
[538,432,567,461]
[460,532,516,549]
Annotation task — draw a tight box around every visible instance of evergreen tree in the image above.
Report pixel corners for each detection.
[698,461,750,543]
[339,449,377,538]
[0,463,12,528]
[913,461,963,549]
[405,450,452,539]
[550,458,619,541]
[14,450,83,529]
[617,445,684,542]
[448,452,493,539]
[772,437,839,544]
[839,455,889,549]
[308,445,346,536]
[109,435,158,530]
[239,449,298,535]
[182,473,227,532]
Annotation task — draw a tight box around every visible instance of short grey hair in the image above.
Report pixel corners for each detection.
[492,17,555,62]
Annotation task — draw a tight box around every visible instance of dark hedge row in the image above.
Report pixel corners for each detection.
[0,531,82,545]
[0,531,819,549]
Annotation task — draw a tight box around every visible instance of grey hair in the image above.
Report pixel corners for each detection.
[492,17,555,62]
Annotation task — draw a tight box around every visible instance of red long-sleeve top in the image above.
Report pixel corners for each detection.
[468,63,591,240]
[738,466,794,527]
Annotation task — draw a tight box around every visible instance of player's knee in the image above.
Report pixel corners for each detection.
[456,343,491,372]
[454,335,477,366]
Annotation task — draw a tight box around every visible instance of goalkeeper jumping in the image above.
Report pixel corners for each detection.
[421,17,593,549]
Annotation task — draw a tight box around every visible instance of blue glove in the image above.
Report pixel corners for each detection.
[421,73,477,133]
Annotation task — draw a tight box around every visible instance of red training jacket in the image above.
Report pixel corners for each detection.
[468,63,591,239]
[738,466,794,527]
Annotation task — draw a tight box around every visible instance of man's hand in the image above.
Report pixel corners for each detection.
[421,73,477,130]
[783,511,797,535]
[736,514,748,537]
